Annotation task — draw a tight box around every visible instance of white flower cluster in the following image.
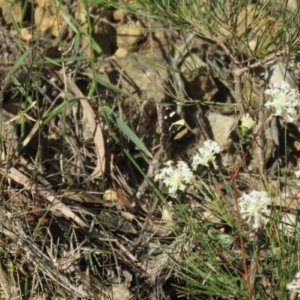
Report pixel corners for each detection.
[154,160,194,194]
[238,190,271,229]
[155,140,220,195]
[189,139,221,170]
[241,113,256,130]
[264,81,300,122]
[295,164,300,178]
[287,271,300,293]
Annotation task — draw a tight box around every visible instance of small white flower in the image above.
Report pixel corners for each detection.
[238,190,271,229]
[177,161,194,182]
[154,160,194,195]
[264,81,300,122]
[287,271,300,292]
[188,140,220,169]
[295,162,300,178]
[241,113,256,130]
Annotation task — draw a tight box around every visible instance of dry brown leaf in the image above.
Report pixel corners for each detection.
[74,1,87,24]
[103,189,124,209]
[0,0,22,25]
[54,72,106,179]
[103,189,118,202]
[20,28,33,41]
[34,1,64,36]
[0,166,89,228]
[79,99,106,178]
[63,189,104,204]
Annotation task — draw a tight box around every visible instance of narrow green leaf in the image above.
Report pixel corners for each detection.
[42,98,77,125]
[34,56,90,66]
[95,74,140,101]
[3,49,31,90]
[224,184,233,193]
[4,49,31,78]
[292,181,300,191]
[62,14,79,34]
[11,76,33,104]
[103,106,153,158]
[91,39,103,54]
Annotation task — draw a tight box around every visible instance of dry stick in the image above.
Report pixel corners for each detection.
[1,166,151,277]
[53,70,106,181]
[192,31,245,115]
[248,76,266,292]
[134,149,164,247]
[267,117,281,176]
[0,209,89,298]
[136,148,164,201]
[205,32,286,76]
[256,74,266,175]
[234,51,285,76]
[1,166,90,228]
[110,154,134,210]
[170,33,195,109]
[0,261,11,298]
[225,0,233,21]
[225,3,245,117]
[233,72,245,115]
[51,22,69,49]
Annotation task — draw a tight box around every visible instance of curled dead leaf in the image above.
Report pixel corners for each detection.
[103,189,133,210]
[62,190,104,204]
[20,28,33,41]
[0,0,22,25]
[103,189,123,210]
[103,189,118,202]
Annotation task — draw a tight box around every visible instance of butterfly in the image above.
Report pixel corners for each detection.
[160,106,197,158]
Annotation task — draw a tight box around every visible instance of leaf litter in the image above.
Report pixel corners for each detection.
[0,1,299,299]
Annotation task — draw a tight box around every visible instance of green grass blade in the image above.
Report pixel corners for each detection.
[94,74,140,101]
[42,98,77,125]
[3,49,31,90]
[103,106,153,158]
